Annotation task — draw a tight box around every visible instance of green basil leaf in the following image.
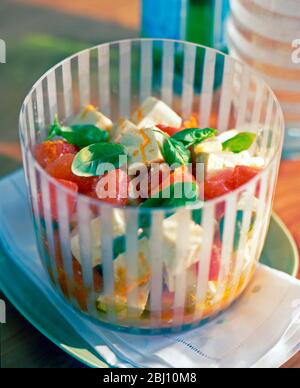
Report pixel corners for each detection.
[47,117,109,148]
[72,143,127,177]
[192,208,203,225]
[172,127,217,147]
[47,115,61,140]
[162,137,190,166]
[59,124,109,147]
[222,132,256,153]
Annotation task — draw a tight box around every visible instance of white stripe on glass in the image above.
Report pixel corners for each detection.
[57,188,75,304]
[199,50,216,128]
[77,197,97,315]
[78,51,91,107]
[236,67,250,128]
[173,209,191,329]
[217,56,234,132]
[40,173,59,285]
[125,211,139,321]
[261,94,274,156]
[27,95,36,146]
[140,40,153,103]
[35,82,46,138]
[47,70,58,123]
[228,182,256,303]
[150,211,164,327]
[161,41,174,106]
[214,194,238,306]
[119,41,131,118]
[194,204,215,321]
[100,206,116,322]
[98,44,111,116]
[244,169,269,287]
[62,59,73,118]
[27,154,52,277]
[181,44,196,119]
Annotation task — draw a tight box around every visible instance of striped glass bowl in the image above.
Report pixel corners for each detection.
[19,39,284,334]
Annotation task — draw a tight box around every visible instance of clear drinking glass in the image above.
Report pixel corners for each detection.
[227,0,300,158]
[19,39,284,334]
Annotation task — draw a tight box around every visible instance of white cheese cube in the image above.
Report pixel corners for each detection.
[96,283,150,318]
[133,97,182,129]
[193,138,222,156]
[238,192,259,212]
[162,213,203,279]
[206,151,265,174]
[164,262,199,294]
[119,127,163,166]
[70,105,113,131]
[96,238,151,316]
[110,119,139,142]
[71,209,125,267]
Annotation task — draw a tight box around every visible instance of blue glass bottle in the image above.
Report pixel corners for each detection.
[141,0,230,51]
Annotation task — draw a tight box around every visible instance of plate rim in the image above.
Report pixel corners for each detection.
[1,280,108,369]
[271,213,299,277]
[1,213,299,369]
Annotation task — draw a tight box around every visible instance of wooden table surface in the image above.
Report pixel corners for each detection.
[1,159,299,368]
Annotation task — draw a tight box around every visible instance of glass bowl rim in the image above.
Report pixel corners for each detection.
[19,38,285,213]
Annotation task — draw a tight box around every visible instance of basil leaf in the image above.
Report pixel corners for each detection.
[72,143,127,177]
[222,132,256,153]
[141,181,199,209]
[172,127,217,148]
[47,117,109,148]
[47,115,61,140]
[162,137,190,166]
[192,208,203,225]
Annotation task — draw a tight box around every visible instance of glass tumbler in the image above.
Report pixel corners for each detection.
[227,0,300,158]
[19,39,284,334]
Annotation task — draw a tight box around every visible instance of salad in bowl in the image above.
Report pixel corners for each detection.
[35,97,265,327]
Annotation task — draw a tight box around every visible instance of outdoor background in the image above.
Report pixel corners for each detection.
[0,0,140,176]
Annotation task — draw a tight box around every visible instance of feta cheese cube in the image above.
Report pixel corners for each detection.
[70,105,113,131]
[238,192,259,212]
[71,209,125,267]
[119,127,163,166]
[96,238,151,316]
[110,119,138,142]
[193,138,223,157]
[162,213,203,279]
[206,151,265,174]
[133,97,182,129]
